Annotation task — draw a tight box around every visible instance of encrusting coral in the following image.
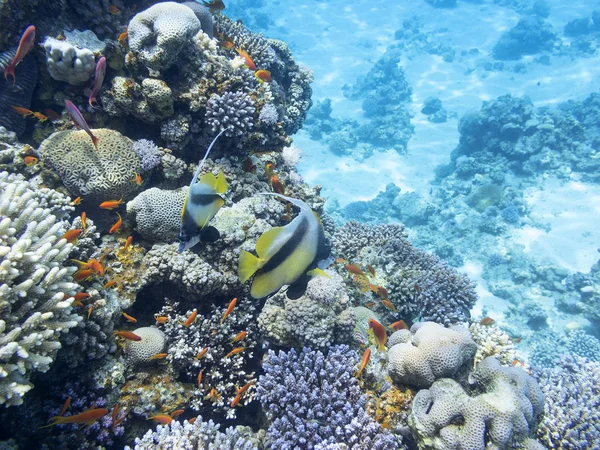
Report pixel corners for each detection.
[0,172,81,406]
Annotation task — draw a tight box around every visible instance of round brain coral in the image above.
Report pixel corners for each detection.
[126,187,186,242]
[38,128,142,201]
[124,327,166,365]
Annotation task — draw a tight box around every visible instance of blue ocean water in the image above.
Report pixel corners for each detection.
[0,0,599,448]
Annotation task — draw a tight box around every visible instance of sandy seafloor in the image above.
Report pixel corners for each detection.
[228,0,600,333]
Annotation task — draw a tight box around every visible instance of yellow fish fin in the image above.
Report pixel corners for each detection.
[197,197,224,230]
[181,192,189,221]
[255,226,286,258]
[216,170,228,194]
[238,250,262,283]
[199,172,218,189]
[250,271,286,299]
[307,268,330,278]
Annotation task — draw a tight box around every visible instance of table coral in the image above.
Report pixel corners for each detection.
[0,172,81,406]
[387,322,477,388]
[37,128,143,201]
[257,345,398,449]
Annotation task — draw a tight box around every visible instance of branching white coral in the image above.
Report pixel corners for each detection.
[0,172,81,406]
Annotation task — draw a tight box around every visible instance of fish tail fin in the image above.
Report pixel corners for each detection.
[91,135,99,151]
[4,65,15,86]
[238,250,261,283]
[215,170,228,194]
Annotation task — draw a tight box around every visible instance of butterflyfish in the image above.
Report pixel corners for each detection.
[238,193,328,299]
[178,130,228,253]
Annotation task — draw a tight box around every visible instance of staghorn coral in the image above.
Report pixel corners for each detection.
[127,417,258,450]
[333,221,477,324]
[0,172,81,406]
[410,357,544,450]
[159,300,259,416]
[127,2,201,71]
[37,128,143,201]
[536,356,600,449]
[257,345,397,449]
[257,270,355,349]
[205,91,256,138]
[387,322,477,388]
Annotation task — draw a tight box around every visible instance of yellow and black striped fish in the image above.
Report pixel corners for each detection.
[178,131,228,253]
[238,193,328,299]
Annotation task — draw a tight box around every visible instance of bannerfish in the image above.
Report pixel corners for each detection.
[178,130,228,253]
[238,193,328,299]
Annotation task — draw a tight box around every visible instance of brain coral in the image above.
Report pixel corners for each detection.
[0,172,81,406]
[128,2,201,71]
[409,357,544,450]
[38,128,142,201]
[126,187,186,242]
[387,322,477,388]
[124,327,166,365]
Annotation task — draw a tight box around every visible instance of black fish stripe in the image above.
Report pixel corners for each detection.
[191,192,221,206]
[261,215,309,274]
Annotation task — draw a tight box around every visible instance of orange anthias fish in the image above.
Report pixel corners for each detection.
[32,112,47,122]
[149,353,168,360]
[73,258,104,276]
[375,286,388,300]
[108,5,121,14]
[367,264,376,277]
[45,407,109,427]
[382,299,398,312]
[24,156,38,166]
[181,309,198,327]
[45,108,61,121]
[480,317,495,326]
[109,212,123,234]
[72,197,82,205]
[80,211,87,231]
[230,381,254,407]
[202,0,225,12]
[73,268,95,282]
[58,396,72,416]
[170,409,185,418]
[219,40,235,49]
[368,319,387,351]
[122,312,137,323]
[236,48,256,70]
[99,198,124,210]
[111,403,122,432]
[197,369,203,388]
[254,69,272,83]
[155,315,168,324]
[132,173,142,185]
[148,414,172,425]
[118,29,128,48]
[224,347,245,359]
[389,320,409,331]
[230,331,247,343]
[220,297,237,325]
[204,387,221,403]
[354,348,371,378]
[61,229,83,243]
[11,105,34,117]
[113,330,142,341]
[103,280,117,289]
[264,162,275,180]
[242,157,257,173]
[345,264,364,275]
[123,235,133,250]
[74,292,90,301]
[4,25,36,86]
[196,347,208,359]
[87,305,93,319]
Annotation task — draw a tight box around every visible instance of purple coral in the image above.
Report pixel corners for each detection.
[256,345,398,449]
[205,91,255,138]
[132,139,162,172]
[536,356,600,448]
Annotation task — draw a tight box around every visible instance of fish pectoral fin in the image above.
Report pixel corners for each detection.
[238,250,263,283]
[216,170,228,194]
[306,268,330,279]
[255,226,286,258]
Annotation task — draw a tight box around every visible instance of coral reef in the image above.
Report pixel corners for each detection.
[409,357,544,449]
[493,16,558,60]
[0,172,81,406]
[128,2,202,71]
[257,345,398,449]
[38,128,143,201]
[536,356,600,448]
[387,322,477,388]
[131,139,163,172]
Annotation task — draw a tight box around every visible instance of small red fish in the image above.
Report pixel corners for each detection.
[88,56,106,108]
[111,403,120,432]
[368,319,387,351]
[220,297,237,325]
[122,312,137,323]
[148,414,172,425]
[230,331,247,343]
[12,105,33,117]
[72,196,82,205]
[73,268,95,282]
[132,173,143,185]
[170,409,184,418]
[109,212,123,234]
[108,5,121,14]
[81,211,87,231]
[45,407,108,427]
[202,0,225,12]
[123,235,133,250]
[89,259,104,276]
[62,229,83,243]
[87,305,93,319]
[480,317,495,326]
[45,108,61,121]
[118,29,128,48]
[102,280,117,289]
[188,417,197,424]
[4,25,36,86]
[99,198,124,210]
[254,69,272,83]
[64,100,99,150]
[149,353,168,360]
[242,157,257,173]
[196,347,208,359]
[204,387,221,403]
[345,264,364,275]
[224,347,245,359]
[264,162,275,180]
[354,348,371,378]
[73,292,90,301]
[155,315,168,324]
[32,112,47,122]
[219,40,235,49]
[270,174,285,195]
[23,156,38,166]
[113,330,142,341]
[382,298,398,312]
[58,396,71,417]
[197,369,203,388]
[181,309,197,327]
[389,320,409,331]
[236,48,256,70]
[367,264,376,277]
